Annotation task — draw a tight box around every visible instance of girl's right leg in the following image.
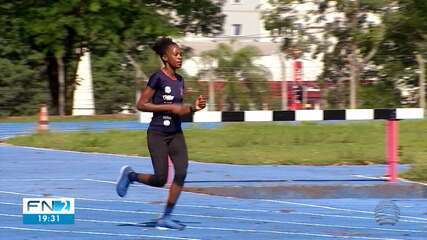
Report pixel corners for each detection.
[116,130,169,197]
[130,130,170,187]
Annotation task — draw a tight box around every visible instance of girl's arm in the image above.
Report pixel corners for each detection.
[136,87,191,116]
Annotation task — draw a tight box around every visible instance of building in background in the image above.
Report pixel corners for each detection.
[179,0,323,110]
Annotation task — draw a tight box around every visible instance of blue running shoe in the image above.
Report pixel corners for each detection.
[116,165,134,197]
[156,216,185,230]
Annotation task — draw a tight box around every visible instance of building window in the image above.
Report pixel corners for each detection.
[232,24,242,35]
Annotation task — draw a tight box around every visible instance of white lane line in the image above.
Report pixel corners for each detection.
[83,179,117,184]
[260,199,427,222]
[0,213,407,240]
[0,226,199,240]
[0,213,20,217]
[399,178,427,186]
[84,178,123,184]
[1,189,426,225]
[0,202,19,206]
[82,178,167,191]
[353,174,427,186]
[352,175,387,180]
[0,190,41,197]
[0,179,80,182]
[398,178,427,187]
[1,145,149,159]
[1,201,425,234]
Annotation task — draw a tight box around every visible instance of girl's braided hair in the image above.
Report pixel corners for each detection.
[151,37,177,57]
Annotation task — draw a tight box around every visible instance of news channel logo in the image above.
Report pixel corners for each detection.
[22,198,75,224]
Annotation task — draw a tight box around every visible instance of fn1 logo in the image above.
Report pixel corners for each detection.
[23,198,75,224]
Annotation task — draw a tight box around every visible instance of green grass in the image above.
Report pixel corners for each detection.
[398,121,427,183]
[5,120,427,182]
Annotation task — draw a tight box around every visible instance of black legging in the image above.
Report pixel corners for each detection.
[145,130,188,187]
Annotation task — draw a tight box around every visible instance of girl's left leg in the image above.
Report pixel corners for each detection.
[156,131,188,230]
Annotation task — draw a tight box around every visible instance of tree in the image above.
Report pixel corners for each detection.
[0,5,48,116]
[200,42,271,110]
[376,0,427,109]
[263,0,389,109]
[3,0,224,115]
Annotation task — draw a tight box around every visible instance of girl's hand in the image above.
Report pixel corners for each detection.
[193,95,207,111]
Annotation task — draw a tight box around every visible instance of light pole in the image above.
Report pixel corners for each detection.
[280,52,288,110]
[208,68,215,111]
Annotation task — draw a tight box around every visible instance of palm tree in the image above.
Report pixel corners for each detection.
[200,42,271,111]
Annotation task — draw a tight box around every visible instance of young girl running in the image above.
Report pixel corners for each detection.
[116,37,206,230]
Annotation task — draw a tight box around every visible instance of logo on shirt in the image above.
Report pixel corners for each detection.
[163,95,175,101]
[163,120,171,127]
[162,116,172,127]
[163,86,174,101]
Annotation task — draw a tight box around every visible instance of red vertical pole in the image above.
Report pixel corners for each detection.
[167,156,174,187]
[386,120,399,182]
